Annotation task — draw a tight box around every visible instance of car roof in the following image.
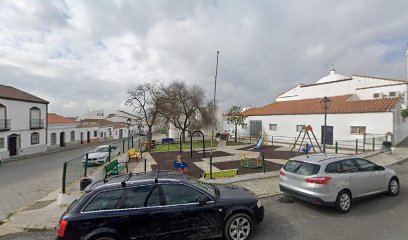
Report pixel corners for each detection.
[289,153,353,164]
[85,171,188,192]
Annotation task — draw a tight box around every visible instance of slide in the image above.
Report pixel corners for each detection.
[256,136,263,149]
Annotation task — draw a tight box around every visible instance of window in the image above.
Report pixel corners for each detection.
[340,159,358,173]
[325,161,341,173]
[83,189,125,212]
[161,184,206,205]
[70,131,75,142]
[0,138,4,148]
[373,93,380,99]
[283,160,320,176]
[389,91,397,97]
[242,124,247,129]
[50,133,57,145]
[30,107,42,129]
[94,130,97,137]
[0,104,7,130]
[100,132,103,138]
[269,124,277,131]
[121,185,160,209]
[31,132,39,145]
[109,130,112,136]
[355,158,377,172]
[116,130,118,135]
[351,126,366,135]
[296,125,304,132]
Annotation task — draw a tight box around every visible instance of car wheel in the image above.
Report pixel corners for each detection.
[224,213,253,240]
[335,190,352,213]
[387,177,400,196]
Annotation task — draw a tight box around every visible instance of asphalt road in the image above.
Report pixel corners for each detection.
[0,137,143,222]
[2,160,407,240]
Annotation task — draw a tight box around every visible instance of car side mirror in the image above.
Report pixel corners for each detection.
[375,165,385,171]
[197,195,211,206]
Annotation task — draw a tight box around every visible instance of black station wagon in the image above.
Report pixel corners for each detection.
[57,171,264,240]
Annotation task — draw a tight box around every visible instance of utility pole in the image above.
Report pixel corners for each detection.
[210,50,219,179]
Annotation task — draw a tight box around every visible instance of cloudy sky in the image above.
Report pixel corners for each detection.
[1,0,407,117]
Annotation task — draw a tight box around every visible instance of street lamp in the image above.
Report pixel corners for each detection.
[320,96,331,153]
[127,118,131,149]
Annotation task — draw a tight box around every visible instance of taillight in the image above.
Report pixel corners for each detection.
[58,219,68,237]
[306,176,332,185]
[279,169,285,176]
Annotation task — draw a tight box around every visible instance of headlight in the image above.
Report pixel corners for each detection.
[256,199,262,208]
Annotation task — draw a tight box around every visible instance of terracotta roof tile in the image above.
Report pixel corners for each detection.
[0,85,49,104]
[48,113,78,124]
[242,95,399,116]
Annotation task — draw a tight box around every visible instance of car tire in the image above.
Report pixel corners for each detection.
[224,213,253,240]
[94,237,117,240]
[387,177,400,196]
[335,190,352,213]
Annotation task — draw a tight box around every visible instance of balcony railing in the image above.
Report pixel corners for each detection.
[0,119,10,131]
[30,119,45,129]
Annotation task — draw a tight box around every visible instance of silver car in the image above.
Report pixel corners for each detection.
[279,154,400,213]
[82,145,119,165]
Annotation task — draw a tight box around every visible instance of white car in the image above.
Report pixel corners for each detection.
[82,145,119,165]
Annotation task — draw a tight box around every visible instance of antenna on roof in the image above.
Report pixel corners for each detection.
[121,172,133,187]
[155,169,159,183]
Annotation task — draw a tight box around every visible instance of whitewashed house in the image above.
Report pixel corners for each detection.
[106,110,140,135]
[113,122,129,140]
[0,85,49,159]
[78,109,105,120]
[47,113,80,150]
[239,68,408,147]
[81,119,115,142]
[78,121,100,145]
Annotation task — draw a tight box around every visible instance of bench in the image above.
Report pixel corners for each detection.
[203,169,239,179]
[104,159,128,178]
[128,149,141,161]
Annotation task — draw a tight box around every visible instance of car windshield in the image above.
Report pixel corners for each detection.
[93,147,109,153]
[187,177,218,198]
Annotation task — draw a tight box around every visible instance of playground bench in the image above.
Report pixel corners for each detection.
[128,148,141,161]
[203,169,239,179]
[104,159,128,178]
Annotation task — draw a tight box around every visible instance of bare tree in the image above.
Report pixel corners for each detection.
[125,81,165,143]
[161,81,208,142]
[226,105,247,142]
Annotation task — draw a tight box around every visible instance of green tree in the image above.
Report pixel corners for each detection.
[402,108,408,118]
[226,105,247,142]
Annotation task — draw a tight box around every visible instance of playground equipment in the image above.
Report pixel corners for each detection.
[291,125,322,153]
[255,131,269,149]
[240,153,263,168]
[173,155,189,173]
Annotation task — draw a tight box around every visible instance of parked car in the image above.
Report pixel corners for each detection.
[82,145,119,165]
[57,171,264,240]
[279,154,400,213]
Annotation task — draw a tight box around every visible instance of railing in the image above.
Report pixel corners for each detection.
[0,119,10,131]
[30,119,44,129]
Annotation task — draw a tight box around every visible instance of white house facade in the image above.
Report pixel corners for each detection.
[238,69,408,148]
[47,113,80,150]
[0,85,49,159]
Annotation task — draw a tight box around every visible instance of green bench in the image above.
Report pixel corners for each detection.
[104,159,128,178]
[203,169,239,179]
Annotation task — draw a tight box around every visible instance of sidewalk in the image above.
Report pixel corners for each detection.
[1,143,407,237]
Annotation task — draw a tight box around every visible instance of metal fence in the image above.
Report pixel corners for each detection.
[62,136,146,193]
[231,133,391,155]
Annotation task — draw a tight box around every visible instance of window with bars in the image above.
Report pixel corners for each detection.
[351,126,366,135]
[269,124,277,131]
[296,125,304,132]
[51,133,57,145]
[70,131,75,142]
[0,138,4,148]
[31,132,40,145]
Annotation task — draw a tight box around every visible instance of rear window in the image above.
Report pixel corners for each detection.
[284,160,320,176]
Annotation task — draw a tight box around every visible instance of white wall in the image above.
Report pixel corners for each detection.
[242,112,394,144]
[48,123,80,148]
[79,110,105,120]
[356,84,407,106]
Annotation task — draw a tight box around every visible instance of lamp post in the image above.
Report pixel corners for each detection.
[127,118,131,150]
[320,96,331,153]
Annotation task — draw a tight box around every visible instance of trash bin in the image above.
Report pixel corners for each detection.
[382,141,392,151]
[80,178,92,191]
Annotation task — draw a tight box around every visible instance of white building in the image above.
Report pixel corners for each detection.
[47,113,80,150]
[239,69,408,147]
[106,110,140,135]
[0,85,49,159]
[80,119,115,142]
[78,109,105,120]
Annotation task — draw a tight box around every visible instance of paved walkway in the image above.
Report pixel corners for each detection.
[1,142,407,237]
